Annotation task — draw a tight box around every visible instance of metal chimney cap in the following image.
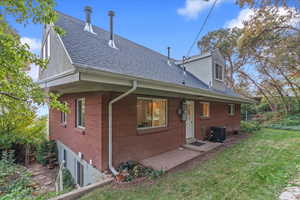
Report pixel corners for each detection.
[108,10,115,16]
[84,6,92,13]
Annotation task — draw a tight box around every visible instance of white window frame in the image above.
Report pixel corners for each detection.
[228,104,235,116]
[137,97,168,130]
[215,63,223,81]
[200,102,210,118]
[76,98,85,129]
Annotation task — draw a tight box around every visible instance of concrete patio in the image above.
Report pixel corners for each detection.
[140,141,223,172]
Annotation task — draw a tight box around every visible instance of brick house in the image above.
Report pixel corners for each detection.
[38,8,254,186]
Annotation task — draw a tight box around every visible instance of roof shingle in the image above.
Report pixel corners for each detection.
[55,12,242,99]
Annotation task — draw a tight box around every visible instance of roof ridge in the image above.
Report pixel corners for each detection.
[55,10,172,61]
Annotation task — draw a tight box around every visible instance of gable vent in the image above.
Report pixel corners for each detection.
[84,6,96,34]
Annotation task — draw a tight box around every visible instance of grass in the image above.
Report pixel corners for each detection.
[81,129,300,200]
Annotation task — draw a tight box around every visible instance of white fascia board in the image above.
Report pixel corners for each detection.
[76,64,256,104]
[38,70,80,88]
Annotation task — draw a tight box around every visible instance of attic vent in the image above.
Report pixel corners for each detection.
[84,6,96,34]
[108,10,118,49]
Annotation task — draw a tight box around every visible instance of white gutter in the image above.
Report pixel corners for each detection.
[108,80,138,175]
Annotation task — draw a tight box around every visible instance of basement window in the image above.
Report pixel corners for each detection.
[215,64,223,81]
[63,149,67,167]
[42,33,50,59]
[137,97,167,129]
[76,98,85,129]
[200,102,210,118]
[228,104,235,116]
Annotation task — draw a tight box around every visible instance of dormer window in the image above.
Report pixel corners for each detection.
[215,64,223,81]
[42,33,50,59]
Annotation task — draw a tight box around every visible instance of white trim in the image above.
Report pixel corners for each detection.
[38,69,77,83]
[185,100,195,140]
[40,64,255,104]
[47,33,50,58]
[41,30,51,59]
[56,32,73,64]
[76,66,255,104]
[137,97,168,130]
[215,63,224,82]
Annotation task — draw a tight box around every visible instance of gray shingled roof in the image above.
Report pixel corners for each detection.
[55,12,242,98]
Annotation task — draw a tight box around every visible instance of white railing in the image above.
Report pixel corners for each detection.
[55,160,65,192]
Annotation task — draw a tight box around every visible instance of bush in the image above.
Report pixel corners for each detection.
[240,121,261,133]
[117,161,164,182]
[62,168,75,189]
[263,113,300,130]
[35,140,57,166]
[0,151,32,200]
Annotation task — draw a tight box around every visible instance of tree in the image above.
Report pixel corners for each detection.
[0,0,67,162]
[0,0,66,113]
[197,28,246,89]
[198,6,300,114]
[236,0,300,8]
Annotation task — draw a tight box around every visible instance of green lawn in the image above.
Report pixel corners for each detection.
[81,129,300,200]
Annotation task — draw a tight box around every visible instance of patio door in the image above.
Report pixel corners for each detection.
[186,101,195,141]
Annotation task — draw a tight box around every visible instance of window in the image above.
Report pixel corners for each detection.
[228,104,235,116]
[76,98,85,128]
[76,161,84,187]
[200,102,210,118]
[215,64,223,81]
[60,102,67,124]
[137,98,167,129]
[42,33,50,59]
[63,149,67,167]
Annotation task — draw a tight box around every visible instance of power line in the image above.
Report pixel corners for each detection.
[186,0,218,57]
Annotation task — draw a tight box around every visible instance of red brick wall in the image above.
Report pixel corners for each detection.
[49,91,241,172]
[100,93,185,169]
[194,101,241,140]
[49,92,103,170]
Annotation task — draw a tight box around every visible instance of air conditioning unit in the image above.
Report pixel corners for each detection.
[210,127,226,143]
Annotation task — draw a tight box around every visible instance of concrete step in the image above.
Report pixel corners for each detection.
[183,141,223,152]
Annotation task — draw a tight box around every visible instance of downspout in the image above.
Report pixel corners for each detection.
[108,80,137,175]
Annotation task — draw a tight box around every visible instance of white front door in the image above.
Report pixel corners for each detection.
[186,101,195,141]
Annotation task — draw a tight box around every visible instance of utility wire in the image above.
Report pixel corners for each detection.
[186,0,218,57]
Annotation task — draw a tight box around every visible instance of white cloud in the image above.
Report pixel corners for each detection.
[225,7,300,28]
[177,0,225,20]
[20,37,41,53]
[225,8,254,28]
